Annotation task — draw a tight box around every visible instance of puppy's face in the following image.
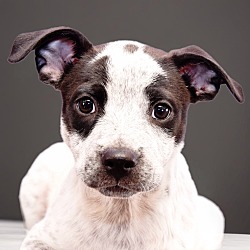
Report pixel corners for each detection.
[60,41,190,197]
[8,27,244,198]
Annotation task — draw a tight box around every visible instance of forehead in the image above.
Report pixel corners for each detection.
[92,41,167,91]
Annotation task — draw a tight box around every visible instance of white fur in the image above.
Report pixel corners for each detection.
[19,41,224,250]
[19,142,74,229]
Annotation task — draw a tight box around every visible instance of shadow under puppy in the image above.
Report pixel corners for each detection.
[8,27,244,250]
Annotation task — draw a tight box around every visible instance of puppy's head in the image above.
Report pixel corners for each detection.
[9,27,244,198]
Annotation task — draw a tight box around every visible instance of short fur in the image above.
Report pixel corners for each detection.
[8,27,244,250]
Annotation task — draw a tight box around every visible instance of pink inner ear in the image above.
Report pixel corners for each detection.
[36,38,78,84]
[48,38,76,64]
[179,63,217,96]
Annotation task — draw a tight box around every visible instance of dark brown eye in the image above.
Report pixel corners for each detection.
[77,97,96,114]
[152,103,171,120]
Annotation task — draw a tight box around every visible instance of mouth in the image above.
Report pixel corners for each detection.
[98,185,136,198]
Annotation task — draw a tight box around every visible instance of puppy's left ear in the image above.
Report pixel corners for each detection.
[8,26,93,89]
[169,45,244,103]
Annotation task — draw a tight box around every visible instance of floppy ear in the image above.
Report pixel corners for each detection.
[8,26,93,89]
[169,45,244,103]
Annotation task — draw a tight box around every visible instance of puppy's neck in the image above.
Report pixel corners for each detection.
[81,186,168,224]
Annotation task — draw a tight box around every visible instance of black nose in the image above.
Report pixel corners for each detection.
[101,148,139,181]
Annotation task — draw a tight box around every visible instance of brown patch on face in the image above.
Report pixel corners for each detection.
[145,59,191,143]
[144,45,192,143]
[124,44,139,53]
[60,51,109,137]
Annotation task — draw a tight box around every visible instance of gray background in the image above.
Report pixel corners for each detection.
[0,0,249,234]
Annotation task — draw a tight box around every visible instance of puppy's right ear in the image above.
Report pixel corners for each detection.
[8,26,93,89]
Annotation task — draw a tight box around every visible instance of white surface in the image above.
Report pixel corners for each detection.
[221,234,250,250]
[0,220,25,250]
[0,220,249,250]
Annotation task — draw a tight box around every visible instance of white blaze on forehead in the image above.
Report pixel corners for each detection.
[92,40,168,126]
[93,40,167,91]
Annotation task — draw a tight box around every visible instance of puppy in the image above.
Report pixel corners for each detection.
[8,26,244,250]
